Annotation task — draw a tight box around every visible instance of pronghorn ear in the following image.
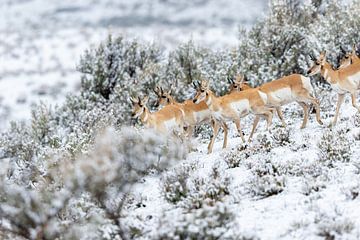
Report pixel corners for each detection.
[236,74,244,83]
[201,79,208,88]
[352,44,357,54]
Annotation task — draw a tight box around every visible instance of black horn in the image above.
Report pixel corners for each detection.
[227,76,234,84]
[340,46,347,54]
[309,54,316,61]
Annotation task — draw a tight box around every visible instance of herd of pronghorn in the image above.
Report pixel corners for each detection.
[130,45,360,153]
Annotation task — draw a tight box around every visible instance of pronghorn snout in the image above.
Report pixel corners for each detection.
[193,99,197,103]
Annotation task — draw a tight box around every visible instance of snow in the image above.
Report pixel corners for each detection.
[125,97,360,239]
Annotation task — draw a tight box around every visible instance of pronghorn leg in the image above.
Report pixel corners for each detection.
[264,111,273,132]
[351,92,360,112]
[248,115,260,142]
[332,93,345,126]
[306,95,323,126]
[297,101,309,129]
[207,119,220,154]
[185,125,194,138]
[234,119,246,143]
[222,122,229,149]
[276,107,286,127]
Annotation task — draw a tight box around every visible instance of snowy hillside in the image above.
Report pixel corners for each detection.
[0,0,266,129]
[1,0,360,239]
[125,99,360,239]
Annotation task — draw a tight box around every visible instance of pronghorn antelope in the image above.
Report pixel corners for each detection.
[153,86,222,153]
[130,96,185,137]
[229,74,323,129]
[339,45,360,69]
[193,79,274,144]
[308,51,360,126]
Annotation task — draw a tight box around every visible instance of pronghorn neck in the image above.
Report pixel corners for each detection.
[205,90,218,110]
[140,107,153,126]
[321,62,338,84]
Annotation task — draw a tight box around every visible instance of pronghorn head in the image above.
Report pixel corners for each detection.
[192,79,209,104]
[307,51,326,76]
[228,74,251,92]
[339,44,359,69]
[153,86,172,107]
[130,95,149,118]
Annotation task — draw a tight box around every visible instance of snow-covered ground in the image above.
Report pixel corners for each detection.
[0,0,266,129]
[125,97,360,239]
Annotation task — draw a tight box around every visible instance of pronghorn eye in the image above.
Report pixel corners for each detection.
[200,90,204,93]
[139,104,143,107]
[161,96,166,98]
[234,86,238,88]
[315,62,320,65]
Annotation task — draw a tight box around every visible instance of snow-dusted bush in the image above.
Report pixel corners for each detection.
[161,164,193,204]
[271,127,291,146]
[0,127,184,239]
[154,202,237,240]
[223,145,251,169]
[254,133,273,153]
[315,208,355,239]
[317,129,351,167]
[301,176,327,196]
[182,164,231,210]
[341,182,360,200]
[290,204,356,239]
[247,174,286,198]
[245,156,286,198]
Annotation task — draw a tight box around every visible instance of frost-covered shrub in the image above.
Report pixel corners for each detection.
[271,127,291,146]
[353,113,360,128]
[183,165,231,210]
[0,127,184,240]
[301,176,327,196]
[161,164,193,204]
[78,35,162,100]
[247,174,286,198]
[317,129,351,167]
[245,155,286,197]
[155,202,237,240]
[315,209,355,239]
[223,145,251,168]
[341,182,360,200]
[253,133,273,153]
[290,204,355,239]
